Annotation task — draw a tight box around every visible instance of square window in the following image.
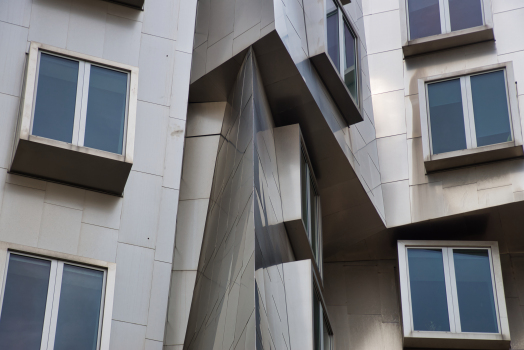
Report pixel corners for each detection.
[417,62,522,172]
[398,241,510,349]
[0,252,111,350]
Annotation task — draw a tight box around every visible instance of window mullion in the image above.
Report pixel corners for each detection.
[77,63,91,148]
[464,76,477,149]
[445,248,461,333]
[40,260,59,350]
[441,0,451,33]
[71,62,85,147]
[338,10,344,75]
[487,249,502,334]
[460,77,473,149]
[44,261,64,350]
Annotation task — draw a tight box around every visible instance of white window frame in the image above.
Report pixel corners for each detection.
[326,0,360,107]
[417,62,522,172]
[30,50,130,154]
[398,241,510,348]
[0,243,116,350]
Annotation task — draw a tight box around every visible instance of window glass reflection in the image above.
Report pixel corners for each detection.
[449,0,483,32]
[408,0,441,40]
[471,70,511,147]
[453,250,498,333]
[33,53,79,143]
[310,178,319,261]
[0,255,51,350]
[54,265,104,350]
[428,79,467,154]
[344,22,358,103]
[84,66,128,154]
[327,7,340,70]
[408,249,450,332]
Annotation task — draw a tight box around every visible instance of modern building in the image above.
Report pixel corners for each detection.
[0,0,523,349]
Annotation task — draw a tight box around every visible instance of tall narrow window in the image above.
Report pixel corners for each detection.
[301,148,322,266]
[0,253,106,350]
[343,22,358,102]
[314,291,333,350]
[31,51,129,155]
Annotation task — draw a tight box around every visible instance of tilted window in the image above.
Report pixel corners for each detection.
[326,0,359,105]
[314,287,333,350]
[301,148,322,268]
[398,241,510,349]
[0,253,107,350]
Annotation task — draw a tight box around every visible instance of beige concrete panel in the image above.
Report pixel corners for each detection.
[176,0,198,54]
[170,51,192,121]
[356,114,377,144]
[145,339,163,350]
[0,183,45,247]
[66,0,107,58]
[405,94,421,139]
[441,183,479,216]
[163,118,186,190]
[0,0,32,27]
[190,41,207,86]
[77,223,118,263]
[437,166,478,189]
[206,32,234,73]
[5,173,46,190]
[207,0,235,47]
[372,90,406,139]
[501,254,518,299]
[476,161,513,191]
[511,160,524,193]
[38,203,82,255]
[407,137,428,186]
[379,260,400,323]
[492,0,524,13]
[155,188,180,263]
[368,49,404,95]
[463,41,499,69]
[0,21,28,97]
[28,0,69,48]
[109,320,146,350]
[44,182,85,210]
[82,191,123,230]
[193,0,210,49]
[104,14,142,66]
[119,171,162,249]
[165,270,197,345]
[327,305,351,349]
[345,264,381,315]
[0,169,6,215]
[493,8,524,55]
[146,261,172,341]
[478,185,514,209]
[362,0,399,16]
[113,243,155,325]
[138,34,176,107]
[179,135,220,200]
[324,263,346,305]
[506,298,524,349]
[348,315,385,350]
[173,199,209,270]
[499,51,524,89]
[142,0,179,40]
[0,93,20,169]
[382,180,411,227]
[410,182,445,222]
[377,134,409,183]
[363,10,401,55]
[107,2,144,22]
[381,322,402,350]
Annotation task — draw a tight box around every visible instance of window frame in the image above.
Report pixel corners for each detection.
[397,241,510,348]
[313,280,334,350]
[0,242,116,350]
[417,62,522,172]
[325,0,360,108]
[20,42,138,163]
[399,0,494,57]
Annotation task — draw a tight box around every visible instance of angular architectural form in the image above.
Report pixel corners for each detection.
[1,0,524,350]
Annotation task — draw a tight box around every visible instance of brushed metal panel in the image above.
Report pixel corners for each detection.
[163,118,186,190]
[364,10,401,55]
[493,8,524,55]
[44,182,85,210]
[207,32,234,73]
[363,0,399,16]
[77,223,118,262]
[368,49,404,95]
[0,0,31,27]
[193,0,210,49]
[28,0,69,48]
[405,94,421,139]
[66,0,106,58]
[345,264,381,315]
[382,180,411,227]
[177,0,198,54]
[410,181,445,222]
[377,134,409,183]
[155,187,179,263]
[478,184,514,209]
[107,3,144,22]
[407,137,429,186]
[347,315,385,350]
[109,320,146,350]
[82,191,123,230]
[373,90,406,139]
[104,14,142,66]
[38,203,82,255]
[165,270,197,345]
[142,0,179,40]
[207,0,235,47]
[146,261,172,341]
[145,340,162,350]
[442,183,479,215]
[0,93,18,169]
[0,22,28,97]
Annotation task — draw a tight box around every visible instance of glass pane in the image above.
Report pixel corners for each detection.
[407,249,450,332]
[471,70,512,147]
[453,249,498,333]
[344,23,358,103]
[323,319,332,350]
[327,9,340,71]
[301,153,309,235]
[84,66,128,154]
[0,254,51,350]
[428,79,467,154]
[408,0,441,40]
[33,53,79,143]
[310,179,318,261]
[449,0,483,32]
[313,294,322,350]
[54,265,104,350]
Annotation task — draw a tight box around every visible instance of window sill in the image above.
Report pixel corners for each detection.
[424,142,523,173]
[310,52,363,125]
[403,25,494,58]
[404,332,510,349]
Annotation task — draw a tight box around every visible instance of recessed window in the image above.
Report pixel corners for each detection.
[314,289,333,350]
[398,241,510,348]
[0,253,106,350]
[301,147,322,268]
[32,52,129,155]
[326,0,359,104]
[427,70,512,155]
[407,0,484,40]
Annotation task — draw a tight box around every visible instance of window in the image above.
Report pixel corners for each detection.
[301,147,322,268]
[314,289,333,350]
[0,253,106,350]
[32,51,129,155]
[407,0,484,40]
[426,70,512,155]
[326,0,359,104]
[398,241,510,348]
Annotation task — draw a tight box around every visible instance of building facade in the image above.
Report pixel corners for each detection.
[0,0,524,349]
